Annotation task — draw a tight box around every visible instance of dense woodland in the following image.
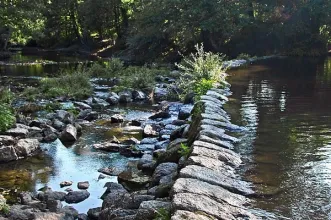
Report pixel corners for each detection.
[1,0,331,61]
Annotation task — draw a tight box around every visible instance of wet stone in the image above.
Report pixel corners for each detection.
[64,190,90,204]
[199,134,234,149]
[60,181,73,188]
[77,181,90,190]
[180,165,254,196]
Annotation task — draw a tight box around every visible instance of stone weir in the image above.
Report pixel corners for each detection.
[170,87,260,220]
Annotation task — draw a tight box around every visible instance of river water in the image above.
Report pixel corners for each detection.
[2,54,331,218]
[226,57,331,219]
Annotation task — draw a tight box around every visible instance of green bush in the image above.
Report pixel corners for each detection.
[119,66,156,90]
[0,104,15,132]
[88,58,124,78]
[194,79,215,100]
[40,67,93,99]
[154,208,171,220]
[176,44,227,99]
[22,87,39,101]
[236,53,257,60]
[0,88,15,132]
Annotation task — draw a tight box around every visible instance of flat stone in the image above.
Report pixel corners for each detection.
[201,119,244,132]
[201,113,229,123]
[152,163,178,185]
[172,178,248,207]
[187,156,235,177]
[201,95,225,106]
[111,114,124,123]
[180,165,254,196]
[74,102,92,110]
[199,135,234,149]
[171,210,215,220]
[5,127,29,138]
[206,90,229,101]
[60,181,73,188]
[192,143,242,167]
[98,167,123,176]
[199,130,239,143]
[99,208,137,220]
[93,142,127,152]
[172,193,256,220]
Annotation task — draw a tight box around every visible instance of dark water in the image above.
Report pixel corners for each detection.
[226,57,331,219]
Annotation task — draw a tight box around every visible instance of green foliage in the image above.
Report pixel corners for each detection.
[22,87,39,101]
[236,53,257,61]
[119,66,156,90]
[193,79,215,100]
[154,208,171,220]
[0,88,15,132]
[176,44,226,100]
[88,59,124,78]
[40,67,92,99]
[178,143,191,158]
[44,102,62,112]
[0,203,10,215]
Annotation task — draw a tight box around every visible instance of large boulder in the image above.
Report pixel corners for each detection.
[118,171,150,191]
[0,145,18,162]
[106,92,120,105]
[59,124,77,143]
[55,110,75,124]
[0,135,15,146]
[15,139,40,158]
[4,127,29,138]
[132,90,146,101]
[151,163,178,185]
[64,190,90,204]
[119,90,133,103]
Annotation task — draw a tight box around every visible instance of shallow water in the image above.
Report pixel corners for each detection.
[226,57,331,219]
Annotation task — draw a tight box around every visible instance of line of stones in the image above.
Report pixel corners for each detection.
[170,88,259,220]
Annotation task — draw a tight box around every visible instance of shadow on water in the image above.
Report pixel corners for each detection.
[225,57,331,219]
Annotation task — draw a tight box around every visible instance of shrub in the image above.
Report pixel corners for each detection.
[154,208,171,220]
[193,79,215,100]
[0,88,15,132]
[22,87,39,101]
[40,67,93,99]
[176,44,227,99]
[0,104,15,132]
[88,58,124,78]
[119,66,156,90]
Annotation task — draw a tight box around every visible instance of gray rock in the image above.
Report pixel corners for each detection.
[64,190,90,204]
[140,138,158,145]
[111,114,124,123]
[137,154,156,173]
[118,170,150,191]
[61,206,79,219]
[171,210,215,220]
[18,192,33,205]
[55,110,74,124]
[0,145,18,162]
[77,181,90,190]
[206,90,228,101]
[143,125,158,137]
[78,109,98,121]
[101,182,127,200]
[180,165,254,196]
[201,119,244,132]
[152,163,178,185]
[77,213,89,220]
[135,200,171,220]
[92,97,109,108]
[42,125,58,143]
[199,134,234,149]
[178,105,193,120]
[98,167,124,176]
[106,92,120,105]
[172,178,248,207]
[52,119,66,131]
[187,156,235,177]
[136,144,155,152]
[4,127,29,138]
[149,111,170,120]
[46,199,63,212]
[93,142,127,152]
[14,138,40,158]
[59,124,77,143]
[98,208,137,220]
[29,118,51,128]
[74,101,92,110]
[155,140,169,150]
[87,207,102,219]
[0,135,15,146]
[33,212,68,220]
[44,191,67,201]
[153,87,168,101]
[122,137,140,146]
[132,90,146,100]
[172,193,256,220]
[102,191,154,210]
[119,90,133,103]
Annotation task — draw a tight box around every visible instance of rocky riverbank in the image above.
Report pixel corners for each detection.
[0,58,266,219]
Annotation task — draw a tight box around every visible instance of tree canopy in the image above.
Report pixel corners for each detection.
[1,0,331,60]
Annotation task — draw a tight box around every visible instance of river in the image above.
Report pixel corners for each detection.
[1,54,331,218]
[226,57,331,219]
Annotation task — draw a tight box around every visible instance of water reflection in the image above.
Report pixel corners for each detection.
[226,57,331,219]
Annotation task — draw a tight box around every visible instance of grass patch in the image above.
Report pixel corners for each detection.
[154,208,171,220]
[178,143,191,158]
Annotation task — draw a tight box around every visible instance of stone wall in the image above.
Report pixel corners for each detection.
[170,87,259,219]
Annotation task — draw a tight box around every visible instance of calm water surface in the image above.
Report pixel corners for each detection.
[226,57,331,219]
